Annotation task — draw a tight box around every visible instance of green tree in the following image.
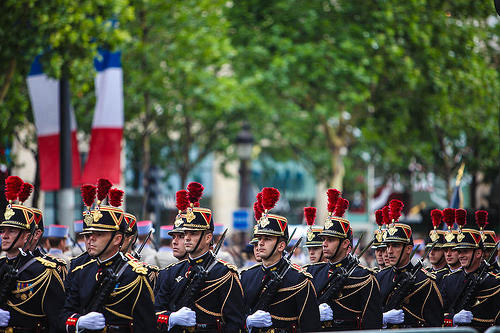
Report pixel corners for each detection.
[227,0,499,201]
[124,0,249,213]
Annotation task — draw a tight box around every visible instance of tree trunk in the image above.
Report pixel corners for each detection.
[329,148,345,190]
[0,59,16,104]
[141,129,151,219]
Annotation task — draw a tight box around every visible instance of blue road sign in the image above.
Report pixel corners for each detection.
[233,209,249,231]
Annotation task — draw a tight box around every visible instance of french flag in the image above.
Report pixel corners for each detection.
[27,56,81,191]
[81,49,123,184]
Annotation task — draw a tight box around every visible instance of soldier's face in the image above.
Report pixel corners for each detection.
[458,248,482,269]
[171,233,186,259]
[253,243,261,262]
[429,248,444,265]
[444,248,459,266]
[308,246,323,263]
[386,243,411,267]
[322,236,349,261]
[375,248,385,266]
[257,235,285,260]
[1,227,29,253]
[184,230,212,255]
[86,231,121,257]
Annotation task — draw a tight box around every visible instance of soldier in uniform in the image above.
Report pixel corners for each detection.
[68,220,86,257]
[154,225,177,268]
[46,224,71,267]
[241,187,320,332]
[61,185,155,332]
[0,176,65,332]
[441,224,500,330]
[376,200,443,328]
[155,182,244,332]
[372,208,388,271]
[482,230,499,274]
[425,209,449,285]
[136,220,157,266]
[306,191,382,330]
[302,207,326,264]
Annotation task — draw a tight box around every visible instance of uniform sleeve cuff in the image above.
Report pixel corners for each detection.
[443,313,453,327]
[157,312,171,331]
[66,314,81,333]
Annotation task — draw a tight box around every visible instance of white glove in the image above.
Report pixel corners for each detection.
[453,310,473,325]
[76,312,105,331]
[168,307,196,330]
[0,308,10,327]
[383,309,404,325]
[319,303,333,321]
[246,310,272,329]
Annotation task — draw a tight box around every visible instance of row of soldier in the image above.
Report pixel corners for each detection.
[0,176,498,332]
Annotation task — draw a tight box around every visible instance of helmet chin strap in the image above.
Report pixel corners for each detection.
[318,248,323,262]
[465,249,477,271]
[435,251,446,268]
[190,230,205,255]
[94,231,117,259]
[395,244,407,268]
[5,228,24,253]
[264,237,280,261]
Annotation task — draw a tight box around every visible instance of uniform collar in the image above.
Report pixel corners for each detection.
[97,251,121,267]
[328,255,351,269]
[262,257,284,273]
[393,261,414,274]
[188,250,212,266]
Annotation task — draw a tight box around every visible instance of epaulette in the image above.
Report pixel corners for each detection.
[35,256,58,268]
[380,266,392,271]
[240,263,261,273]
[444,268,463,278]
[421,268,436,279]
[303,261,326,268]
[45,254,67,266]
[127,259,149,275]
[216,258,238,271]
[359,264,378,274]
[72,259,97,273]
[70,251,88,261]
[145,263,160,272]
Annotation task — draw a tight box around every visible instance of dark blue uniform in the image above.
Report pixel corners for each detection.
[0,253,66,332]
[306,256,383,330]
[241,258,321,332]
[376,263,444,327]
[32,247,68,281]
[155,251,244,332]
[425,266,449,288]
[441,268,500,330]
[61,252,155,332]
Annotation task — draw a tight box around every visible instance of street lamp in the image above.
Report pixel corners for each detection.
[236,122,254,208]
[235,122,254,253]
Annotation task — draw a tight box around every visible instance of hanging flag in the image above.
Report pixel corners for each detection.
[27,56,81,191]
[81,49,124,184]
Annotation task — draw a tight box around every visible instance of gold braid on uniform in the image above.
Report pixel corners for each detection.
[8,264,64,317]
[399,278,442,323]
[333,274,377,320]
[194,271,238,318]
[105,274,154,320]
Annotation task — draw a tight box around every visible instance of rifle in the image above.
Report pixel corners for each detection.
[383,241,437,311]
[171,229,228,311]
[449,242,499,314]
[250,237,303,313]
[317,236,374,305]
[131,229,152,260]
[0,226,37,307]
[83,232,141,315]
[69,235,84,253]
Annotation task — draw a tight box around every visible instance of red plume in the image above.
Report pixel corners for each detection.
[455,209,467,227]
[475,210,488,229]
[80,185,97,208]
[389,199,404,222]
[334,198,349,217]
[375,209,384,226]
[97,178,113,202]
[18,183,34,203]
[443,208,455,228]
[256,192,263,210]
[176,190,189,211]
[327,189,341,213]
[382,206,391,225]
[5,176,23,202]
[261,187,280,211]
[108,188,124,207]
[304,207,317,226]
[187,182,204,204]
[430,209,443,228]
[254,201,263,221]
